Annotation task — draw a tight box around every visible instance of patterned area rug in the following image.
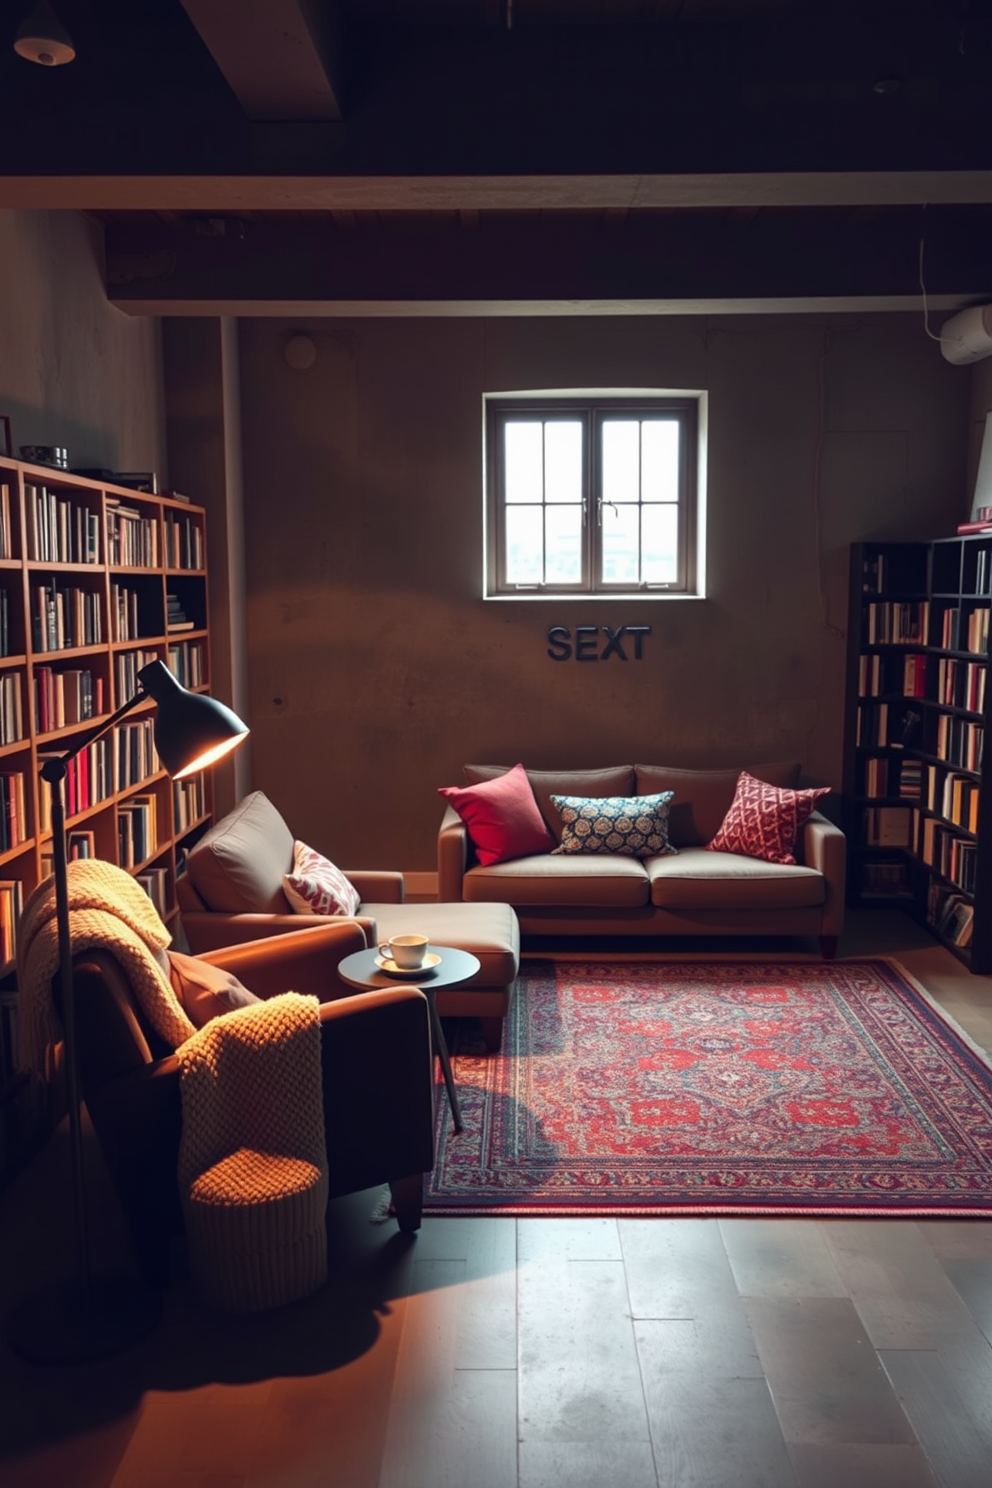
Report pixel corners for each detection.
[426,959,992,1217]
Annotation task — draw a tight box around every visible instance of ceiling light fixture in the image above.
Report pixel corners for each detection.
[14,1,75,67]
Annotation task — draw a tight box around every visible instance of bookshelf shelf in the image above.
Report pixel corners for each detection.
[0,455,216,1179]
[845,537,992,971]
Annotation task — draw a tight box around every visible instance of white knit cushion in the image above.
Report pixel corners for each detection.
[282,840,360,917]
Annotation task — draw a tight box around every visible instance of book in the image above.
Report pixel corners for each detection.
[956,520,992,534]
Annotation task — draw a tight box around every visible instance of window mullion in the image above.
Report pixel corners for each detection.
[587,411,599,593]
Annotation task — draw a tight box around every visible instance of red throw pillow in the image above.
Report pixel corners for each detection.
[438,762,553,866]
[707,770,830,865]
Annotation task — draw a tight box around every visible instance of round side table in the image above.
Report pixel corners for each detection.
[337,946,480,1133]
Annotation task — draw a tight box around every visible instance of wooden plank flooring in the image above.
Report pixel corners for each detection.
[1,912,991,1486]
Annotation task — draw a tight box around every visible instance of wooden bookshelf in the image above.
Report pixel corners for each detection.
[844,537,992,971]
[0,456,215,1177]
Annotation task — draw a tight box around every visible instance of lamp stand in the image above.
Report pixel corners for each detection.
[6,757,159,1364]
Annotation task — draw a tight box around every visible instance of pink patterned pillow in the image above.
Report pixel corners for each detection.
[706,771,830,865]
[283,840,361,916]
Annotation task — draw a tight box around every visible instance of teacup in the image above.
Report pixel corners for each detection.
[380,933,429,970]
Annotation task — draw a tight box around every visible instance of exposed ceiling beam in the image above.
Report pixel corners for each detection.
[102,206,992,315]
[179,0,344,120]
[2,171,992,213]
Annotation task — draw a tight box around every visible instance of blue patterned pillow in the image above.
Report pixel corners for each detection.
[550,792,677,858]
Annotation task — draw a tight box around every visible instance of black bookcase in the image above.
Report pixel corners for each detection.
[844,537,992,971]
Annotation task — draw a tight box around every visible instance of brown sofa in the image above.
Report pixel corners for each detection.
[438,763,845,954]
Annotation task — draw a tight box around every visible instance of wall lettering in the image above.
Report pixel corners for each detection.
[547,625,651,661]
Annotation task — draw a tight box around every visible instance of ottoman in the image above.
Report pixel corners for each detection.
[366,900,519,1051]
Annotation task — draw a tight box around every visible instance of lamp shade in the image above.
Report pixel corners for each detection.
[137,660,248,779]
[14,1,76,65]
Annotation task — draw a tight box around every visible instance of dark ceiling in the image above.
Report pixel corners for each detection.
[0,0,990,314]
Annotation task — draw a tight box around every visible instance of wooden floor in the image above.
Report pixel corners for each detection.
[2,909,992,1487]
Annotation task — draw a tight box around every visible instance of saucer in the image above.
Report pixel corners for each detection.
[375,952,441,977]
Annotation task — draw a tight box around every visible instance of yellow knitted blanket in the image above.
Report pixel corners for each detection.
[16,858,196,1074]
[176,992,325,1192]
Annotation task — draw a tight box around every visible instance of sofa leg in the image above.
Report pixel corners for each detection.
[480,1017,504,1053]
[820,936,838,959]
[389,1173,424,1233]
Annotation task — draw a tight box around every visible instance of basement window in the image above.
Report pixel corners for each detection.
[484,392,705,600]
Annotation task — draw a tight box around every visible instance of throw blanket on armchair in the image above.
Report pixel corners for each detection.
[16,858,196,1074]
[175,991,326,1192]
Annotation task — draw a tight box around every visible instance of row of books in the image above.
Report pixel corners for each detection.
[33,665,103,734]
[0,772,28,853]
[857,652,928,698]
[934,713,983,773]
[110,582,142,642]
[900,653,927,698]
[24,484,101,565]
[935,657,986,713]
[32,581,103,652]
[36,737,115,825]
[859,755,922,806]
[135,865,169,918]
[865,600,929,644]
[118,793,157,869]
[920,817,977,895]
[164,513,204,572]
[106,498,159,568]
[173,773,208,833]
[0,671,23,746]
[938,605,990,655]
[167,639,205,689]
[930,769,981,834]
[33,724,166,827]
[0,483,12,560]
[115,647,159,702]
[116,717,160,790]
[974,547,992,597]
[0,878,23,967]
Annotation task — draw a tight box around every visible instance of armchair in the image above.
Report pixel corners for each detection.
[176,790,520,1049]
[70,918,435,1289]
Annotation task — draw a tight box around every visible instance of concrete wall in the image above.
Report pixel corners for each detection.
[0,210,166,475]
[237,312,971,871]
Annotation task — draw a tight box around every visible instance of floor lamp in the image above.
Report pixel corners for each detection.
[6,660,249,1365]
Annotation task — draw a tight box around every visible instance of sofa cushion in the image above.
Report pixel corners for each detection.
[167,950,261,1029]
[439,762,554,865]
[647,848,825,910]
[463,852,650,909]
[464,764,636,841]
[708,771,830,865]
[283,839,361,917]
[634,762,801,847]
[550,792,677,859]
[185,790,294,914]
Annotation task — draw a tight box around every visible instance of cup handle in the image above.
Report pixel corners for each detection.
[378,943,392,960]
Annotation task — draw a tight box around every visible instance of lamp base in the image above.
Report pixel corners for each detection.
[6,1272,160,1366]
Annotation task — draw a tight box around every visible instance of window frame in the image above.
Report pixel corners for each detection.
[484,393,701,600]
